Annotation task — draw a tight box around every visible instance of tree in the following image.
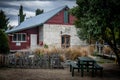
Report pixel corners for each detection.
[70,0,120,65]
[35,9,43,16]
[18,5,26,24]
[0,29,10,67]
[0,29,10,54]
[0,10,10,67]
[0,10,9,31]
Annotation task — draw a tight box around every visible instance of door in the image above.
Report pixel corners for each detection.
[61,35,70,48]
[30,34,37,47]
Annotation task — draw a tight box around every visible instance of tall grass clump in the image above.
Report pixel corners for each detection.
[70,48,82,60]
[89,45,95,55]
[32,45,96,61]
[33,48,45,57]
[15,52,22,58]
[102,45,113,54]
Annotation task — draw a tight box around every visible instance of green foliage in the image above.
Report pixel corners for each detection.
[44,44,48,48]
[0,29,10,54]
[70,0,120,45]
[0,10,9,31]
[35,9,43,16]
[18,5,26,24]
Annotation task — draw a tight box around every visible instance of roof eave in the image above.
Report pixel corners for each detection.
[6,23,43,34]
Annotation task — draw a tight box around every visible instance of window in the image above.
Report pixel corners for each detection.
[12,33,26,42]
[61,35,70,48]
[64,10,69,23]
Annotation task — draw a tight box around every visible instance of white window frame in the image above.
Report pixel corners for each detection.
[12,33,27,42]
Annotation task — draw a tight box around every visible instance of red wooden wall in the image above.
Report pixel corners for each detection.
[46,8,76,25]
[8,27,39,50]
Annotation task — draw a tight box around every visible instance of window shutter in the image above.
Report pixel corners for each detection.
[64,10,69,23]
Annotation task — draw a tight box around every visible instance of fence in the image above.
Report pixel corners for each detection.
[0,53,63,69]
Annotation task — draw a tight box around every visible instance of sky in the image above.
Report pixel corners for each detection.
[0,0,77,26]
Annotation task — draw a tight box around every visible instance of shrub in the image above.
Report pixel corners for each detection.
[44,44,48,48]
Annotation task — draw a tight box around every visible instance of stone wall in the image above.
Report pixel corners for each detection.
[43,24,86,48]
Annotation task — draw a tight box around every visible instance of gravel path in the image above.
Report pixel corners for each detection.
[0,63,120,80]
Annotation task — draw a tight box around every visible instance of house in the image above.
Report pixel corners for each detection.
[6,5,86,51]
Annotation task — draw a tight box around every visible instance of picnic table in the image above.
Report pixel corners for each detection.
[77,57,95,77]
[70,56,103,77]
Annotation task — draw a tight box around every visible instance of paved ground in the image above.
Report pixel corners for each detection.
[0,63,120,80]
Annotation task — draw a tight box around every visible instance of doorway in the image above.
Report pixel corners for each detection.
[30,34,37,47]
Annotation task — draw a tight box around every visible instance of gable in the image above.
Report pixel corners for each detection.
[46,8,76,25]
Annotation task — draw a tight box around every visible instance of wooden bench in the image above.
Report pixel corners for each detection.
[70,61,80,76]
[70,61,87,77]
[94,63,103,77]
